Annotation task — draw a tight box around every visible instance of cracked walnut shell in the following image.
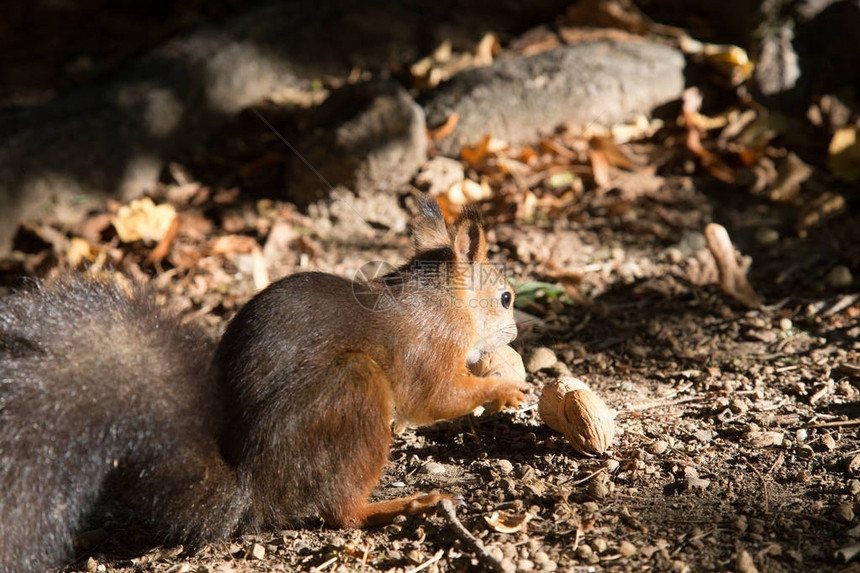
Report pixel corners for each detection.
[539,377,615,456]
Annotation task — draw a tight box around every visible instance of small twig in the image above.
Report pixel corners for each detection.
[745,460,769,514]
[704,222,762,309]
[437,499,507,573]
[559,467,606,487]
[806,419,860,429]
[836,542,860,563]
[406,549,445,573]
[767,453,785,475]
[310,556,338,572]
[809,384,832,405]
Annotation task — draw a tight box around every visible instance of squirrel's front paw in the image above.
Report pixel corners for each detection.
[485,379,528,412]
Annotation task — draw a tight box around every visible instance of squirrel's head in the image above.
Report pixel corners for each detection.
[411,199,517,365]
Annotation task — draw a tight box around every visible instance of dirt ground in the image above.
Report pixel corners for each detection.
[2,145,855,573]
[2,3,860,573]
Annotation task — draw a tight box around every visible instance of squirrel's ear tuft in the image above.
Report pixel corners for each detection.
[452,208,487,263]
[412,197,450,252]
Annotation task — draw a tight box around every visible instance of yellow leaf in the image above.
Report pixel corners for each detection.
[829,127,860,181]
[113,197,177,244]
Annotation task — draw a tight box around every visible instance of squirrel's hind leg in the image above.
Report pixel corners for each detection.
[347,492,455,527]
[302,354,454,529]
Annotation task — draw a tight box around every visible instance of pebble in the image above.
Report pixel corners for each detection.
[736,550,758,573]
[526,347,558,373]
[748,430,784,448]
[419,461,447,475]
[821,433,837,451]
[848,454,860,475]
[779,318,793,331]
[618,540,637,557]
[592,537,609,553]
[517,559,536,571]
[693,429,713,443]
[827,265,854,289]
[754,228,779,245]
[849,480,860,495]
[796,445,814,460]
[496,459,514,475]
[647,440,669,455]
[249,543,266,560]
[587,479,610,500]
[551,361,572,376]
[576,544,593,559]
[835,503,855,523]
[730,398,749,415]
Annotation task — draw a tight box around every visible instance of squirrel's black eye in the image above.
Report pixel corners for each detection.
[500,291,512,309]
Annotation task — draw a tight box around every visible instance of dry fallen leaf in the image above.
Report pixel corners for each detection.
[796,191,846,235]
[679,34,754,86]
[484,510,534,534]
[442,179,493,206]
[829,126,860,181]
[410,33,498,89]
[682,88,735,183]
[113,197,177,244]
[565,0,652,34]
[428,112,460,141]
[66,237,100,268]
[768,152,812,203]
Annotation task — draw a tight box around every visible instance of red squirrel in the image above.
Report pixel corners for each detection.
[0,199,527,572]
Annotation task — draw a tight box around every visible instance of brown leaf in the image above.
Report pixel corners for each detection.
[565,0,651,34]
[210,235,260,255]
[485,510,534,534]
[145,216,180,265]
[428,112,460,141]
[590,136,637,170]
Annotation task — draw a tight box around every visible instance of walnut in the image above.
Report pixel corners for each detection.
[539,377,615,456]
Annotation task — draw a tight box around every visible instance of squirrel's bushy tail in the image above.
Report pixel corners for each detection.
[0,276,245,573]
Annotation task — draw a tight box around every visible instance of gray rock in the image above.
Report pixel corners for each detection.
[0,4,313,253]
[526,347,558,373]
[286,80,427,206]
[423,40,685,156]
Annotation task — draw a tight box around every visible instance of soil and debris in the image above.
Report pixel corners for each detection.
[1,1,859,572]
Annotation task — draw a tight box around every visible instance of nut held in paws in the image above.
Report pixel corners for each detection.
[539,377,615,456]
